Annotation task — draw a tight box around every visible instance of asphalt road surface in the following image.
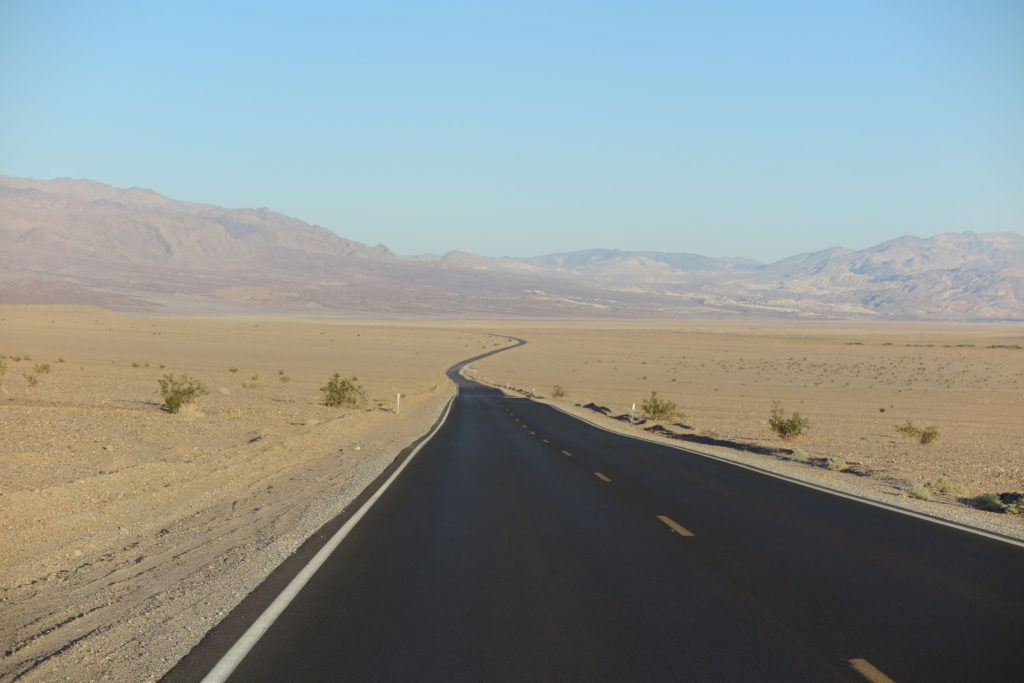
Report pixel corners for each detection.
[168,341,1024,682]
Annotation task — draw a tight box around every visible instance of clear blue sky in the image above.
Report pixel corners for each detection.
[2,1,1021,262]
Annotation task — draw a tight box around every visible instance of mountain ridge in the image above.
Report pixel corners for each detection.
[1,175,1021,319]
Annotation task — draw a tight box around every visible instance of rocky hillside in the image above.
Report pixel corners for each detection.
[1,175,1021,319]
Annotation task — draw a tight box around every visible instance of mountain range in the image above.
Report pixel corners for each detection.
[1,175,1022,319]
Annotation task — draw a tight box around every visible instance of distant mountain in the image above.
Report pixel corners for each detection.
[0,175,393,269]
[415,248,759,283]
[1,175,1021,319]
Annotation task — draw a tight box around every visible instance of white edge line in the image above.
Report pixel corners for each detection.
[200,395,456,683]
[533,399,1024,550]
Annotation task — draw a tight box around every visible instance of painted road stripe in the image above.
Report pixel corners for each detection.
[561,450,572,457]
[594,472,612,482]
[542,439,550,444]
[199,398,456,683]
[849,658,895,683]
[657,515,694,537]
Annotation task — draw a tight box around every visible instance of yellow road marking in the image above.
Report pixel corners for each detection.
[594,472,612,482]
[657,515,694,537]
[530,431,536,435]
[561,450,572,457]
[542,439,550,444]
[849,659,895,683]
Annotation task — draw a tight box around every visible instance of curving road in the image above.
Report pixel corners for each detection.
[167,339,1024,682]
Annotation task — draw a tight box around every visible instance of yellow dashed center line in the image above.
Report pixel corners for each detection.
[657,515,694,537]
[530,431,536,435]
[542,439,550,444]
[561,450,572,457]
[594,472,612,482]
[849,659,895,683]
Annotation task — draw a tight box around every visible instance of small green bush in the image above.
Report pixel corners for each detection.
[23,373,38,387]
[789,447,809,462]
[895,420,920,437]
[826,457,848,471]
[925,475,967,496]
[321,373,366,407]
[33,363,51,374]
[895,420,939,445]
[641,391,680,421]
[905,484,932,500]
[552,385,568,399]
[229,367,239,373]
[768,401,809,440]
[969,493,1007,513]
[0,359,6,386]
[158,374,208,413]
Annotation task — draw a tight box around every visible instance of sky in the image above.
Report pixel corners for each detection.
[1,1,1022,262]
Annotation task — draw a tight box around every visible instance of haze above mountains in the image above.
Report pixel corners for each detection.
[1,175,1022,320]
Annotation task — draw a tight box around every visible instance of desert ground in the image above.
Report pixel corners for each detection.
[2,310,1023,681]
[469,320,1024,534]
[0,306,500,682]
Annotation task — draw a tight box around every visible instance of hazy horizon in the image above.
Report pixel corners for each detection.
[2,1,1021,262]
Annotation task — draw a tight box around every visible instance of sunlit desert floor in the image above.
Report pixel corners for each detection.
[0,306,498,681]
[2,310,1022,681]
[471,320,1024,532]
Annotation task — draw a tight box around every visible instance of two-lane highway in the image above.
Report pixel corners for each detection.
[169,341,1024,682]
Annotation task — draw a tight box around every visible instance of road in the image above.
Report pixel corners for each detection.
[167,340,1024,682]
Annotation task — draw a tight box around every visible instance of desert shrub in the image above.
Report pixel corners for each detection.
[33,363,51,374]
[925,475,967,496]
[131,362,141,368]
[969,493,1007,512]
[280,374,291,383]
[552,385,567,399]
[905,484,932,500]
[768,401,809,440]
[158,374,208,413]
[826,457,848,471]
[0,359,6,386]
[789,447,809,462]
[895,420,939,445]
[895,420,920,437]
[321,373,366,407]
[641,391,680,421]
[23,373,38,387]
[229,367,239,373]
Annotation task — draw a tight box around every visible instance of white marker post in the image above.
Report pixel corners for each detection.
[630,403,635,424]
[396,392,401,415]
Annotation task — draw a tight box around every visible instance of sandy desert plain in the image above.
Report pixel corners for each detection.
[1,306,1023,681]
